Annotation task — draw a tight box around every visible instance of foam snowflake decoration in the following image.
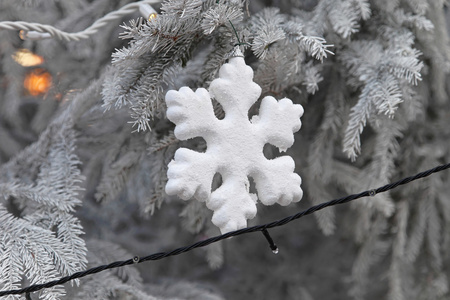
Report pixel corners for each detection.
[165,49,304,233]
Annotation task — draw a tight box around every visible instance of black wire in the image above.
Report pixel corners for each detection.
[0,162,449,297]
[262,229,278,252]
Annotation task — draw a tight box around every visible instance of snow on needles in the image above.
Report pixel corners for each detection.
[165,49,304,233]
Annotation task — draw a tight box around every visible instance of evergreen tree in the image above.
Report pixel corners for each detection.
[1,0,450,299]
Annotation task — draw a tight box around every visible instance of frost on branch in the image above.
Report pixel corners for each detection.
[165,49,304,233]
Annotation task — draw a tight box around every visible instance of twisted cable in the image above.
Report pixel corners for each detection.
[0,0,159,41]
[0,162,449,297]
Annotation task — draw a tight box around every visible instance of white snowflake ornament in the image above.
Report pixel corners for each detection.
[165,49,304,234]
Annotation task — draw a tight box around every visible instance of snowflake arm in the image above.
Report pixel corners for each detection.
[209,52,262,116]
[208,177,258,234]
[165,148,216,202]
[253,156,303,206]
[166,87,219,140]
[254,96,304,152]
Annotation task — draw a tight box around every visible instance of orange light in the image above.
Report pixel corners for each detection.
[12,49,44,67]
[19,30,27,40]
[149,13,157,21]
[24,68,52,96]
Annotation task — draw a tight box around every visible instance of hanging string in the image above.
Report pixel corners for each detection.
[0,162,449,297]
[228,20,251,47]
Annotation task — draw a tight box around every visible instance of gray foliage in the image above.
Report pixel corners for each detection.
[1,0,450,299]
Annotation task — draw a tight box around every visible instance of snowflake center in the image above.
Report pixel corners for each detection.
[209,117,263,176]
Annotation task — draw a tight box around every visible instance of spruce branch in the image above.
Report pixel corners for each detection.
[343,83,374,161]
[302,62,323,94]
[250,8,286,59]
[352,0,371,20]
[393,8,434,31]
[283,19,334,62]
[328,0,360,38]
[201,3,243,35]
